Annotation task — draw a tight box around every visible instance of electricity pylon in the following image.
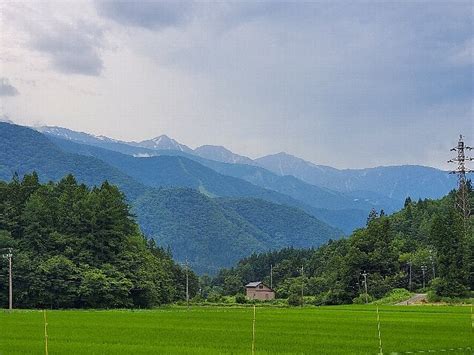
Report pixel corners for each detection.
[448,135,473,232]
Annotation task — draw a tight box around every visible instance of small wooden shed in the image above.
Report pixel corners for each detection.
[245,281,275,301]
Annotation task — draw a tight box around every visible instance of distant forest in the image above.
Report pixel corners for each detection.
[0,173,198,309]
[0,173,471,309]
[213,187,473,304]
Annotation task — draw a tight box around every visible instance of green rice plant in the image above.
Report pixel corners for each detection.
[0,306,470,354]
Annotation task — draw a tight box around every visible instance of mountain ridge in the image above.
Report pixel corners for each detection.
[194,145,255,165]
[35,124,456,214]
[47,135,388,232]
[1,122,343,273]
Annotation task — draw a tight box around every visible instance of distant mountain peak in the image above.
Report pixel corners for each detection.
[274,151,300,159]
[194,144,255,165]
[197,144,230,152]
[134,134,192,153]
[262,151,310,162]
[255,152,335,176]
[151,134,171,142]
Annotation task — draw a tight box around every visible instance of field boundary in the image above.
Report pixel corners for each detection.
[376,306,383,354]
[251,305,256,355]
[390,346,473,354]
[43,310,49,355]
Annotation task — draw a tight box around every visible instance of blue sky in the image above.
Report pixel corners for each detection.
[0,1,472,169]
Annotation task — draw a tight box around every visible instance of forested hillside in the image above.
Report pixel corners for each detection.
[0,173,198,309]
[133,189,341,274]
[0,123,342,274]
[214,190,473,302]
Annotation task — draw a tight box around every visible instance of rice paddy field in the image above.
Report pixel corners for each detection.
[0,305,471,354]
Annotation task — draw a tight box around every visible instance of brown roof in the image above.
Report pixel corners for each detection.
[245,281,274,291]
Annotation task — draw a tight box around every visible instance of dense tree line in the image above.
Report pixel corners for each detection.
[0,173,198,309]
[214,189,473,303]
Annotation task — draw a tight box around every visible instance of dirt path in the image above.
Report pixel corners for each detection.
[395,293,428,305]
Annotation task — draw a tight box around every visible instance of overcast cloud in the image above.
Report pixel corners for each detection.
[0,1,472,169]
[0,78,19,96]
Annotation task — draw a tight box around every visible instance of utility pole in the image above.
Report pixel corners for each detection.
[185,258,189,309]
[2,248,13,310]
[300,266,304,307]
[448,135,473,233]
[429,250,435,279]
[270,264,273,290]
[408,261,412,291]
[361,271,368,304]
[180,259,189,308]
[421,265,427,289]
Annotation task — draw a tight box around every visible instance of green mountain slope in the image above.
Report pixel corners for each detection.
[47,135,370,232]
[134,189,341,274]
[0,122,146,200]
[217,198,339,249]
[1,122,342,274]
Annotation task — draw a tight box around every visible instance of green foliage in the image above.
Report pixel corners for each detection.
[430,209,470,297]
[287,293,303,306]
[352,293,373,304]
[214,191,473,303]
[0,173,195,308]
[235,293,247,304]
[371,288,412,305]
[133,189,340,275]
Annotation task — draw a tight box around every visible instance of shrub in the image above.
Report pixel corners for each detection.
[426,290,440,303]
[352,293,373,304]
[431,278,469,298]
[191,294,204,303]
[372,288,412,305]
[235,293,247,304]
[206,291,223,303]
[287,294,303,307]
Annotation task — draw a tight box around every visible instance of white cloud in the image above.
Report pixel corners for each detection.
[0,1,472,169]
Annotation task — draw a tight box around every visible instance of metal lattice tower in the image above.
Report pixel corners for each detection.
[448,135,473,223]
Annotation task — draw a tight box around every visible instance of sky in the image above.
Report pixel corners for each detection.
[0,1,472,169]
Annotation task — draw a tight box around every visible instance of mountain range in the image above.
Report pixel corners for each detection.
[1,122,342,273]
[47,135,381,231]
[1,122,458,272]
[37,125,456,204]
